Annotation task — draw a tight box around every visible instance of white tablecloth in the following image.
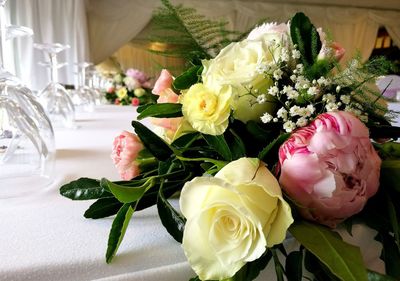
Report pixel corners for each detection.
[0,105,387,281]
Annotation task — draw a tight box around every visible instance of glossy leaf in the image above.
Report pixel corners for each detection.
[132,120,173,161]
[106,204,134,263]
[101,178,149,204]
[203,134,232,161]
[258,133,290,162]
[157,183,186,243]
[60,177,111,200]
[84,197,123,219]
[290,12,321,67]
[285,250,303,281]
[290,220,368,281]
[234,250,272,281]
[173,65,202,90]
[228,129,246,160]
[380,160,400,193]
[377,233,400,278]
[137,103,182,120]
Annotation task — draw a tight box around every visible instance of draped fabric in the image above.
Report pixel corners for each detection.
[88,0,400,76]
[5,0,400,88]
[6,0,90,91]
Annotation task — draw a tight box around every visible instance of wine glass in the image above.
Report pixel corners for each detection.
[69,62,96,112]
[0,0,55,197]
[34,42,75,128]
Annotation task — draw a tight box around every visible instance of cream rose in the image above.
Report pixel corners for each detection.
[181,83,232,135]
[202,38,279,123]
[180,158,293,280]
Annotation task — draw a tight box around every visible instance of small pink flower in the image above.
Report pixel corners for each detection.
[107,87,115,94]
[153,69,174,95]
[114,99,121,105]
[331,42,345,62]
[317,28,346,62]
[151,70,182,139]
[278,111,381,227]
[126,68,149,84]
[111,131,144,180]
[131,97,140,106]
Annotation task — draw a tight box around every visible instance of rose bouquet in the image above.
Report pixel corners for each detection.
[104,68,157,106]
[61,2,400,281]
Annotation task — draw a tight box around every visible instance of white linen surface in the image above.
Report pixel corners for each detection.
[0,105,385,281]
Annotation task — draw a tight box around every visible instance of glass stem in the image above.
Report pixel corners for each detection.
[49,53,58,84]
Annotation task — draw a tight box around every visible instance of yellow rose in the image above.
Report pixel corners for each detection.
[202,39,279,123]
[181,83,232,135]
[180,158,293,280]
[116,87,128,99]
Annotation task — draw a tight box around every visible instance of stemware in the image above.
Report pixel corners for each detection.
[0,0,55,197]
[34,42,75,128]
[69,62,96,112]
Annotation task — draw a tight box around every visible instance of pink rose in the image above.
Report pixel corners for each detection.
[107,87,115,94]
[153,69,174,95]
[131,97,140,106]
[125,68,149,84]
[331,41,345,62]
[114,99,120,105]
[278,111,381,227]
[111,131,144,180]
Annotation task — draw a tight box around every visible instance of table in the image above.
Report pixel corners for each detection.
[0,105,388,281]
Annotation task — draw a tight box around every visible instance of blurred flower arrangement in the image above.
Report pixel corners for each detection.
[61,1,400,281]
[104,68,157,106]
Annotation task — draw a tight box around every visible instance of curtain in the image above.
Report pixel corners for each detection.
[90,0,400,76]
[7,0,90,91]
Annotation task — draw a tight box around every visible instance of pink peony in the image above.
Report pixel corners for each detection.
[131,97,140,106]
[153,69,174,95]
[278,111,381,227]
[111,131,144,180]
[125,68,149,85]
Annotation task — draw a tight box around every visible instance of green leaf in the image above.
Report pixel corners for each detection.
[285,250,303,281]
[106,204,134,263]
[101,178,149,204]
[137,103,183,120]
[234,250,272,281]
[173,65,202,90]
[386,193,400,251]
[368,270,398,281]
[203,134,232,161]
[132,120,173,161]
[290,12,321,67]
[304,250,341,281]
[289,220,368,281]
[377,233,400,278]
[227,129,246,160]
[135,181,182,211]
[380,160,400,193]
[171,132,200,150]
[84,197,123,219]
[60,177,111,200]
[258,133,290,162]
[157,182,186,243]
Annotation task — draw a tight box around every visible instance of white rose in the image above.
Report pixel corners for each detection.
[180,158,293,280]
[202,39,277,123]
[247,22,289,41]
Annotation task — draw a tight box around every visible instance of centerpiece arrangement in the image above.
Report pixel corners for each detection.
[104,68,157,106]
[61,1,400,280]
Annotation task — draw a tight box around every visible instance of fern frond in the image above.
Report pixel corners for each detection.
[149,0,239,63]
[333,56,396,124]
